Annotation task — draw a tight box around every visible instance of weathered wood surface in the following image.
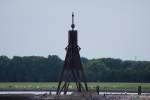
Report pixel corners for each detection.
[40,93,150,100]
[1,93,150,100]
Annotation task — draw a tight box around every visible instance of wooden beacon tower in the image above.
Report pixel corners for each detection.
[56,13,88,95]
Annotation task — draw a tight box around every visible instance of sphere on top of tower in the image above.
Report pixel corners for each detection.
[71,12,75,30]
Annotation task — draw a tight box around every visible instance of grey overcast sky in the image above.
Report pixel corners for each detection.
[0,0,150,61]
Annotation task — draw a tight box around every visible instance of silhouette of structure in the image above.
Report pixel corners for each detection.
[57,13,88,95]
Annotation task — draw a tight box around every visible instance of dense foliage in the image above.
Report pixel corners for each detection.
[0,55,150,82]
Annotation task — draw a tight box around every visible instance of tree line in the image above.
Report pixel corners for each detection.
[0,55,150,82]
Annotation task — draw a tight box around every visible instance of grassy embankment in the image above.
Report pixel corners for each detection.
[0,82,150,91]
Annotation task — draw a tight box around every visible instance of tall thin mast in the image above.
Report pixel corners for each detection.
[71,12,75,30]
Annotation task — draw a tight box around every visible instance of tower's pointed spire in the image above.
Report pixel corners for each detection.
[71,12,75,30]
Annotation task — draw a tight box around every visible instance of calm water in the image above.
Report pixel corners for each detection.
[0,91,72,95]
[0,91,150,95]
